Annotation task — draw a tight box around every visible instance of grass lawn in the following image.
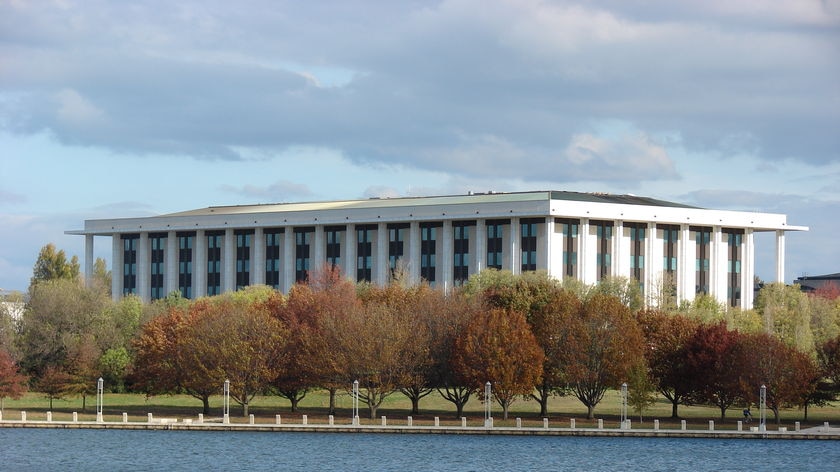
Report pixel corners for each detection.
[2,389,838,430]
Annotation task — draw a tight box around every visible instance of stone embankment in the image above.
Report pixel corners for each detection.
[1,412,838,440]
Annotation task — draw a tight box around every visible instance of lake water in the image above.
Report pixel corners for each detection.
[1,429,837,471]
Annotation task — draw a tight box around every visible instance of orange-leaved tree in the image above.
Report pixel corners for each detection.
[453,307,544,420]
[0,349,27,412]
[562,293,644,419]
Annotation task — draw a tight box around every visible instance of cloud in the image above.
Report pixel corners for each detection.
[220,180,314,202]
[0,189,27,205]
[0,0,837,182]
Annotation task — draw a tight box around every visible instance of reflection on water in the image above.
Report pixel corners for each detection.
[0,429,836,472]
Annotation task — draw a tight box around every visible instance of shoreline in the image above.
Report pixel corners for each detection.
[2,419,838,440]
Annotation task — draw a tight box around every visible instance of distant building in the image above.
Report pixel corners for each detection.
[795,273,840,293]
[67,190,807,309]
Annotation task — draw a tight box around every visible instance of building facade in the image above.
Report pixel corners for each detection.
[67,191,807,309]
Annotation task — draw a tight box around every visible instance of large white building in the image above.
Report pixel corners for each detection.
[67,190,807,309]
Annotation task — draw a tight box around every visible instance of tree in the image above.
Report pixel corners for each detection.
[283,266,359,415]
[432,291,480,418]
[452,307,544,420]
[627,361,657,423]
[30,243,80,287]
[19,278,112,379]
[737,332,819,424]
[0,349,27,412]
[684,322,744,420]
[755,282,814,353]
[179,296,287,417]
[527,287,581,417]
[99,347,131,393]
[636,309,700,418]
[562,293,644,419]
[38,366,72,410]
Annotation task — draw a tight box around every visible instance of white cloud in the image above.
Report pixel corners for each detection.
[55,88,106,127]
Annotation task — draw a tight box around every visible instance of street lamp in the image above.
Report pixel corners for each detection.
[352,380,359,425]
[620,383,628,429]
[759,385,767,432]
[96,377,104,423]
[223,379,230,424]
[484,382,492,428]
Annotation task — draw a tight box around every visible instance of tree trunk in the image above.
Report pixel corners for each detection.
[82,394,86,412]
[671,400,679,419]
[202,396,210,415]
[410,396,420,416]
[586,404,595,419]
[328,387,337,416]
[242,400,249,417]
[290,396,299,413]
[804,402,809,422]
[719,406,727,420]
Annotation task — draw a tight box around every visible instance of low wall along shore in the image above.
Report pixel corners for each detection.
[1,411,838,440]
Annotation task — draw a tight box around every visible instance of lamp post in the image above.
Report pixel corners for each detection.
[96,377,104,423]
[759,385,767,432]
[223,379,230,424]
[352,380,359,425]
[484,382,492,428]
[620,382,628,429]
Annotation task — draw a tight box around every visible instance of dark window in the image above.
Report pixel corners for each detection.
[453,221,474,285]
[557,219,579,278]
[420,222,440,283]
[295,228,314,282]
[593,221,613,281]
[356,225,375,282]
[150,233,166,300]
[264,229,283,289]
[692,226,711,295]
[206,231,223,296]
[122,234,139,296]
[325,226,344,269]
[520,218,541,272]
[486,219,507,270]
[235,230,253,290]
[388,223,408,275]
[177,232,194,299]
[725,229,743,307]
[627,223,646,291]
[660,225,679,275]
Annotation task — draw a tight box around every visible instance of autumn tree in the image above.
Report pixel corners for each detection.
[180,293,287,417]
[432,292,481,418]
[284,266,360,415]
[562,293,644,419]
[452,307,544,420]
[38,366,72,410]
[0,349,27,412]
[527,287,581,417]
[737,332,819,424]
[684,322,744,420]
[636,309,700,418]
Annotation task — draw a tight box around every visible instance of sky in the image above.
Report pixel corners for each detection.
[1,0,838,293]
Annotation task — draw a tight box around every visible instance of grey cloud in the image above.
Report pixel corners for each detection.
[1,0,837,184]
[220,180,314,201]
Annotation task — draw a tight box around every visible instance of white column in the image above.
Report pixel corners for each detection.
[313,226,325,273]
[679,225,692,304]
[579,219,590,283]
[194,230,207,298]
[647,223,663,304]
[345,225,357,282]
[223,229,235,293]
[539,218,552,272]
[137,232,150,303]
[165,231,178,295]
[84,234,94,286]
[508,218,520,274]
[442,220,454,291]
[253,228,265,286]
[282,229,295,292]
[775,230,786,283]
[711,226,726,304]
[409,222,421,284]
[549,218,564,280]
[111,235,122,301]
[474,220,486,276]
[743,229,755,309]
[612,221,623,279]
[376,223,389,285]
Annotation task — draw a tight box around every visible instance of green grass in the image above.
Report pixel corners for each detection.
[2,389,838,430]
